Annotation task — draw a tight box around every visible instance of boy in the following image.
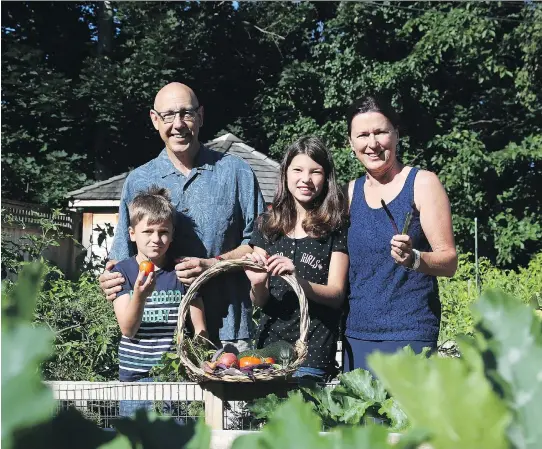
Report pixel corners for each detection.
[112,186,206,387]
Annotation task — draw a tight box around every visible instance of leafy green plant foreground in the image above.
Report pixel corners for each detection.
[1,263,211,449]
[3,263,542,448]
[248,368,408,431]
[370,289,542,449]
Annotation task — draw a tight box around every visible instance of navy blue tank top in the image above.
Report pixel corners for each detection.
[346,167,440,342]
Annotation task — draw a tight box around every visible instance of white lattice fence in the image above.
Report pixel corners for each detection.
[47,381,205,428]
[47,380,339,430]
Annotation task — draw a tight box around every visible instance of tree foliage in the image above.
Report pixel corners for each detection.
[256,1,542,267]
[2,1,541,266]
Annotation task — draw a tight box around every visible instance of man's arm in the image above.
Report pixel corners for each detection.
[239,167,266,245]
[99,177,134,299]
[109,177,134,262]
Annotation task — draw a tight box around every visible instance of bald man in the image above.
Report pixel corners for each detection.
[99,82,265,351]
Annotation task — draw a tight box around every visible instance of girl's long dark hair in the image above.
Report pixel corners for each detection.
[260,136,347,241]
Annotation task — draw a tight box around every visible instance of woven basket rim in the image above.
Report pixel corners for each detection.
[176,259,309,382]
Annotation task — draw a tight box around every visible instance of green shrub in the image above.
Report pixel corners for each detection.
[439,252,542,343]
[2,213,120,381]
[35,266,120,381]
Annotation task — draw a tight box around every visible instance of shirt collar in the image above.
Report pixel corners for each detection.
[155,149,178,178]
[192,145,215,171]
[155,145,215,178]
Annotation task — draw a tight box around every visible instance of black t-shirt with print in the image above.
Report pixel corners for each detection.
[249,224,348,371]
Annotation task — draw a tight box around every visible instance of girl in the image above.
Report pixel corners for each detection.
[244,136,349,382]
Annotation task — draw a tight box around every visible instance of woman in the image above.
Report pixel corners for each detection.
[344,95,457,371]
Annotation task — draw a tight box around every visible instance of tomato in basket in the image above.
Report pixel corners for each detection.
[239,356,262,368]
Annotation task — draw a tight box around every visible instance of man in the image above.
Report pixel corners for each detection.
[99,82,265,350]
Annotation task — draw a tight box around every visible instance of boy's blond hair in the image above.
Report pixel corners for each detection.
[128,186,175,228]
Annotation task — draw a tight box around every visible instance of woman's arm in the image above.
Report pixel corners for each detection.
[414,170,458,277]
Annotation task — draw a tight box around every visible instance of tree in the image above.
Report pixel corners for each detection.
[2,1,540,266]
[1,2,95,206]
[255,1,542,267]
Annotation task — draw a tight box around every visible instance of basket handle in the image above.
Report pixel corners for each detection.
[176,259,309,365]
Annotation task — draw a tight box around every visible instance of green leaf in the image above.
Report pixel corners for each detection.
[248,393,286,420]
[328,424,392,449]
[335,396,374,425]
[185,418,212,449]
[471,290,542,449]
[232,394,329,449]
[1,263,55,449]
[393,428,432,449]
[98,434,138,449]
[1,262,43,329]
[113,409,198,449]
[335,369,388,403]
[378,398,409,431]
[368,351,510,449]
[14,407,118,449]
[302,387,342,424]
[230,433,262,449]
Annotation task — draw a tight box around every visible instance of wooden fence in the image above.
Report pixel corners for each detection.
[2,199,81,277]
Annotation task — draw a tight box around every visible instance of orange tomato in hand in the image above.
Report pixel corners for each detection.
[239,356,262,368]
[263,357,275,364]
[139,260,155,275]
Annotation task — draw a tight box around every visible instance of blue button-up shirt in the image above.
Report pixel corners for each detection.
[110,146,266,341]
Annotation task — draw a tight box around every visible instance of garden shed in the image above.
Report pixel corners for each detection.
[66,133,280,261]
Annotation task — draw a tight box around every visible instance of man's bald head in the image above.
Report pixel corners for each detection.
[153,82,199,111]
[150,82,204,162]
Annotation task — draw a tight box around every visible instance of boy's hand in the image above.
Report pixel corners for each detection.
[133,270,156,300]
[174,257,216,285]
[99,259,125,301]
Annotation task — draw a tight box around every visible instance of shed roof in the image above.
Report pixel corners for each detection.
[67,134,279,204]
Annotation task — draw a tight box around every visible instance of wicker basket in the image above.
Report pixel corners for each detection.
[176,259,309,382]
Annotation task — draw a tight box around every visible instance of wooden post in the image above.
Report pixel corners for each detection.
[202,380,299,430]
[203,383,225,430]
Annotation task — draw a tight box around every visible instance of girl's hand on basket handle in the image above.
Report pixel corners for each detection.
[266,255,296,277]
[243,251,269,286]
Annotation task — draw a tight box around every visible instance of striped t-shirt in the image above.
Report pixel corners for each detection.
[112,257,190,381]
